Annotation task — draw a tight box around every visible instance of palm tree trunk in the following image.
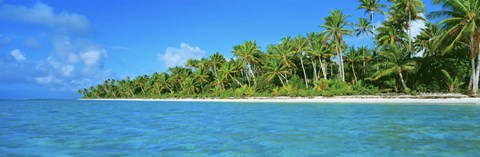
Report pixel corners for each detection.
[300,56,309,88]
[474,54,480,96]
[399,72,408,90]
[232,76,243,86]
[352,63,358,85]
[311,57,318,82]
[213,65,218,78]
[371,10,377,56]
[277,75,285,86]
[319,56,327,80]
[248,63,257,85]
[408,8,412,51]
[337,42,346,82]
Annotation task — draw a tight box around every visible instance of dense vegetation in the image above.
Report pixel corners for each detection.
[80,0,480,98]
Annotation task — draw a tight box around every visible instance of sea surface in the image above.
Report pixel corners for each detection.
[0,100,480,156]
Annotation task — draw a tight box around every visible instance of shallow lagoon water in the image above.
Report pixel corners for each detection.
[1,100,480,156]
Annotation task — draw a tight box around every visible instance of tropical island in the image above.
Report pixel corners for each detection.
[79,0,480,100]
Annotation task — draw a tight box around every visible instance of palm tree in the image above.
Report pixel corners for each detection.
[376,21,408,49]
[355,18,373,47]
[306,36,331,81]
[358,45,372,77]
[233,41,262,86]
[441,69,464,93]
[388,0,425,50]
[429,0,480,95]
[182,77,199,94]
[193,67,210,88]
[292,35,309,88]
[370,44,416,90]
[276,38,296,69]
[413,22,441,57]
[322,9,352,82]
[152,72,173,94]
[209,52,226,77]
[263,59,290,86]
[345,46,362,84]
[219,61,243,87]
[168,66,191,90]
[357,0,386,53]
[186,59,199,70]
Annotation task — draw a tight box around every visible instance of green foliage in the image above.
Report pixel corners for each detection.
[78,1,475,99]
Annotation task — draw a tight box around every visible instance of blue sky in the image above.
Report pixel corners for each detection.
[0,0,439,99]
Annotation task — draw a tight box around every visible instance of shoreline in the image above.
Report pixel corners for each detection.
[81,96,480,104]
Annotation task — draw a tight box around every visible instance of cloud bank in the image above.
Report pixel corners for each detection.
[0,2,111,97]
[0,2,89,33]
[159,43,206,67]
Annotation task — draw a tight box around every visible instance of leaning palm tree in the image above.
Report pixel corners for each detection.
[370,44,416,90]
[357,0,386,52]
[429,0,480,95]
[262,59,290,86]
[233,41,262,86]
[219,61,243,87]
[291,35,309,88]
[322,9,353,82]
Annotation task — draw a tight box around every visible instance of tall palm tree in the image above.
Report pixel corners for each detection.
[322,9,353,82]
[292,35,309,88]
[429,0,480,95]
[388,0,425,51]
[358,45,372,76]
[370,44,416,90]
[233,41,262,86]
[355,18,373,47]
[306,36,331,81]
[357,0,386,53]
[345,46,362,84]
[209,52,226,77]
[268,43,295,83]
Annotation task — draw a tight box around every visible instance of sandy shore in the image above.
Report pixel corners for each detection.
[83,96,480,104]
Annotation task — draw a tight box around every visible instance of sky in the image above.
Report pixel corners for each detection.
[0,0,440,99]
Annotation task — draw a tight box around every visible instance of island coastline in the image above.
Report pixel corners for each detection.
[81,94,480,104]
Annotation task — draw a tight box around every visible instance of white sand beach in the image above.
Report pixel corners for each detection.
[84,96,480,104]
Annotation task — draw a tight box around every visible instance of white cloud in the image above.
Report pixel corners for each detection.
[0,2,89,32]
[34,74,63,85]
[10,49,26,62]
[159,43,206,67]
[80,48,106,67]
[61,65,75,77]
[0,2,112,96]
[408,14,426,40]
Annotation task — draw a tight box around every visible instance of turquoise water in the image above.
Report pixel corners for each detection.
[1,100,480,156]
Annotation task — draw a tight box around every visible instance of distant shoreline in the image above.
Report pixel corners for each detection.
[81,95,480,104]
